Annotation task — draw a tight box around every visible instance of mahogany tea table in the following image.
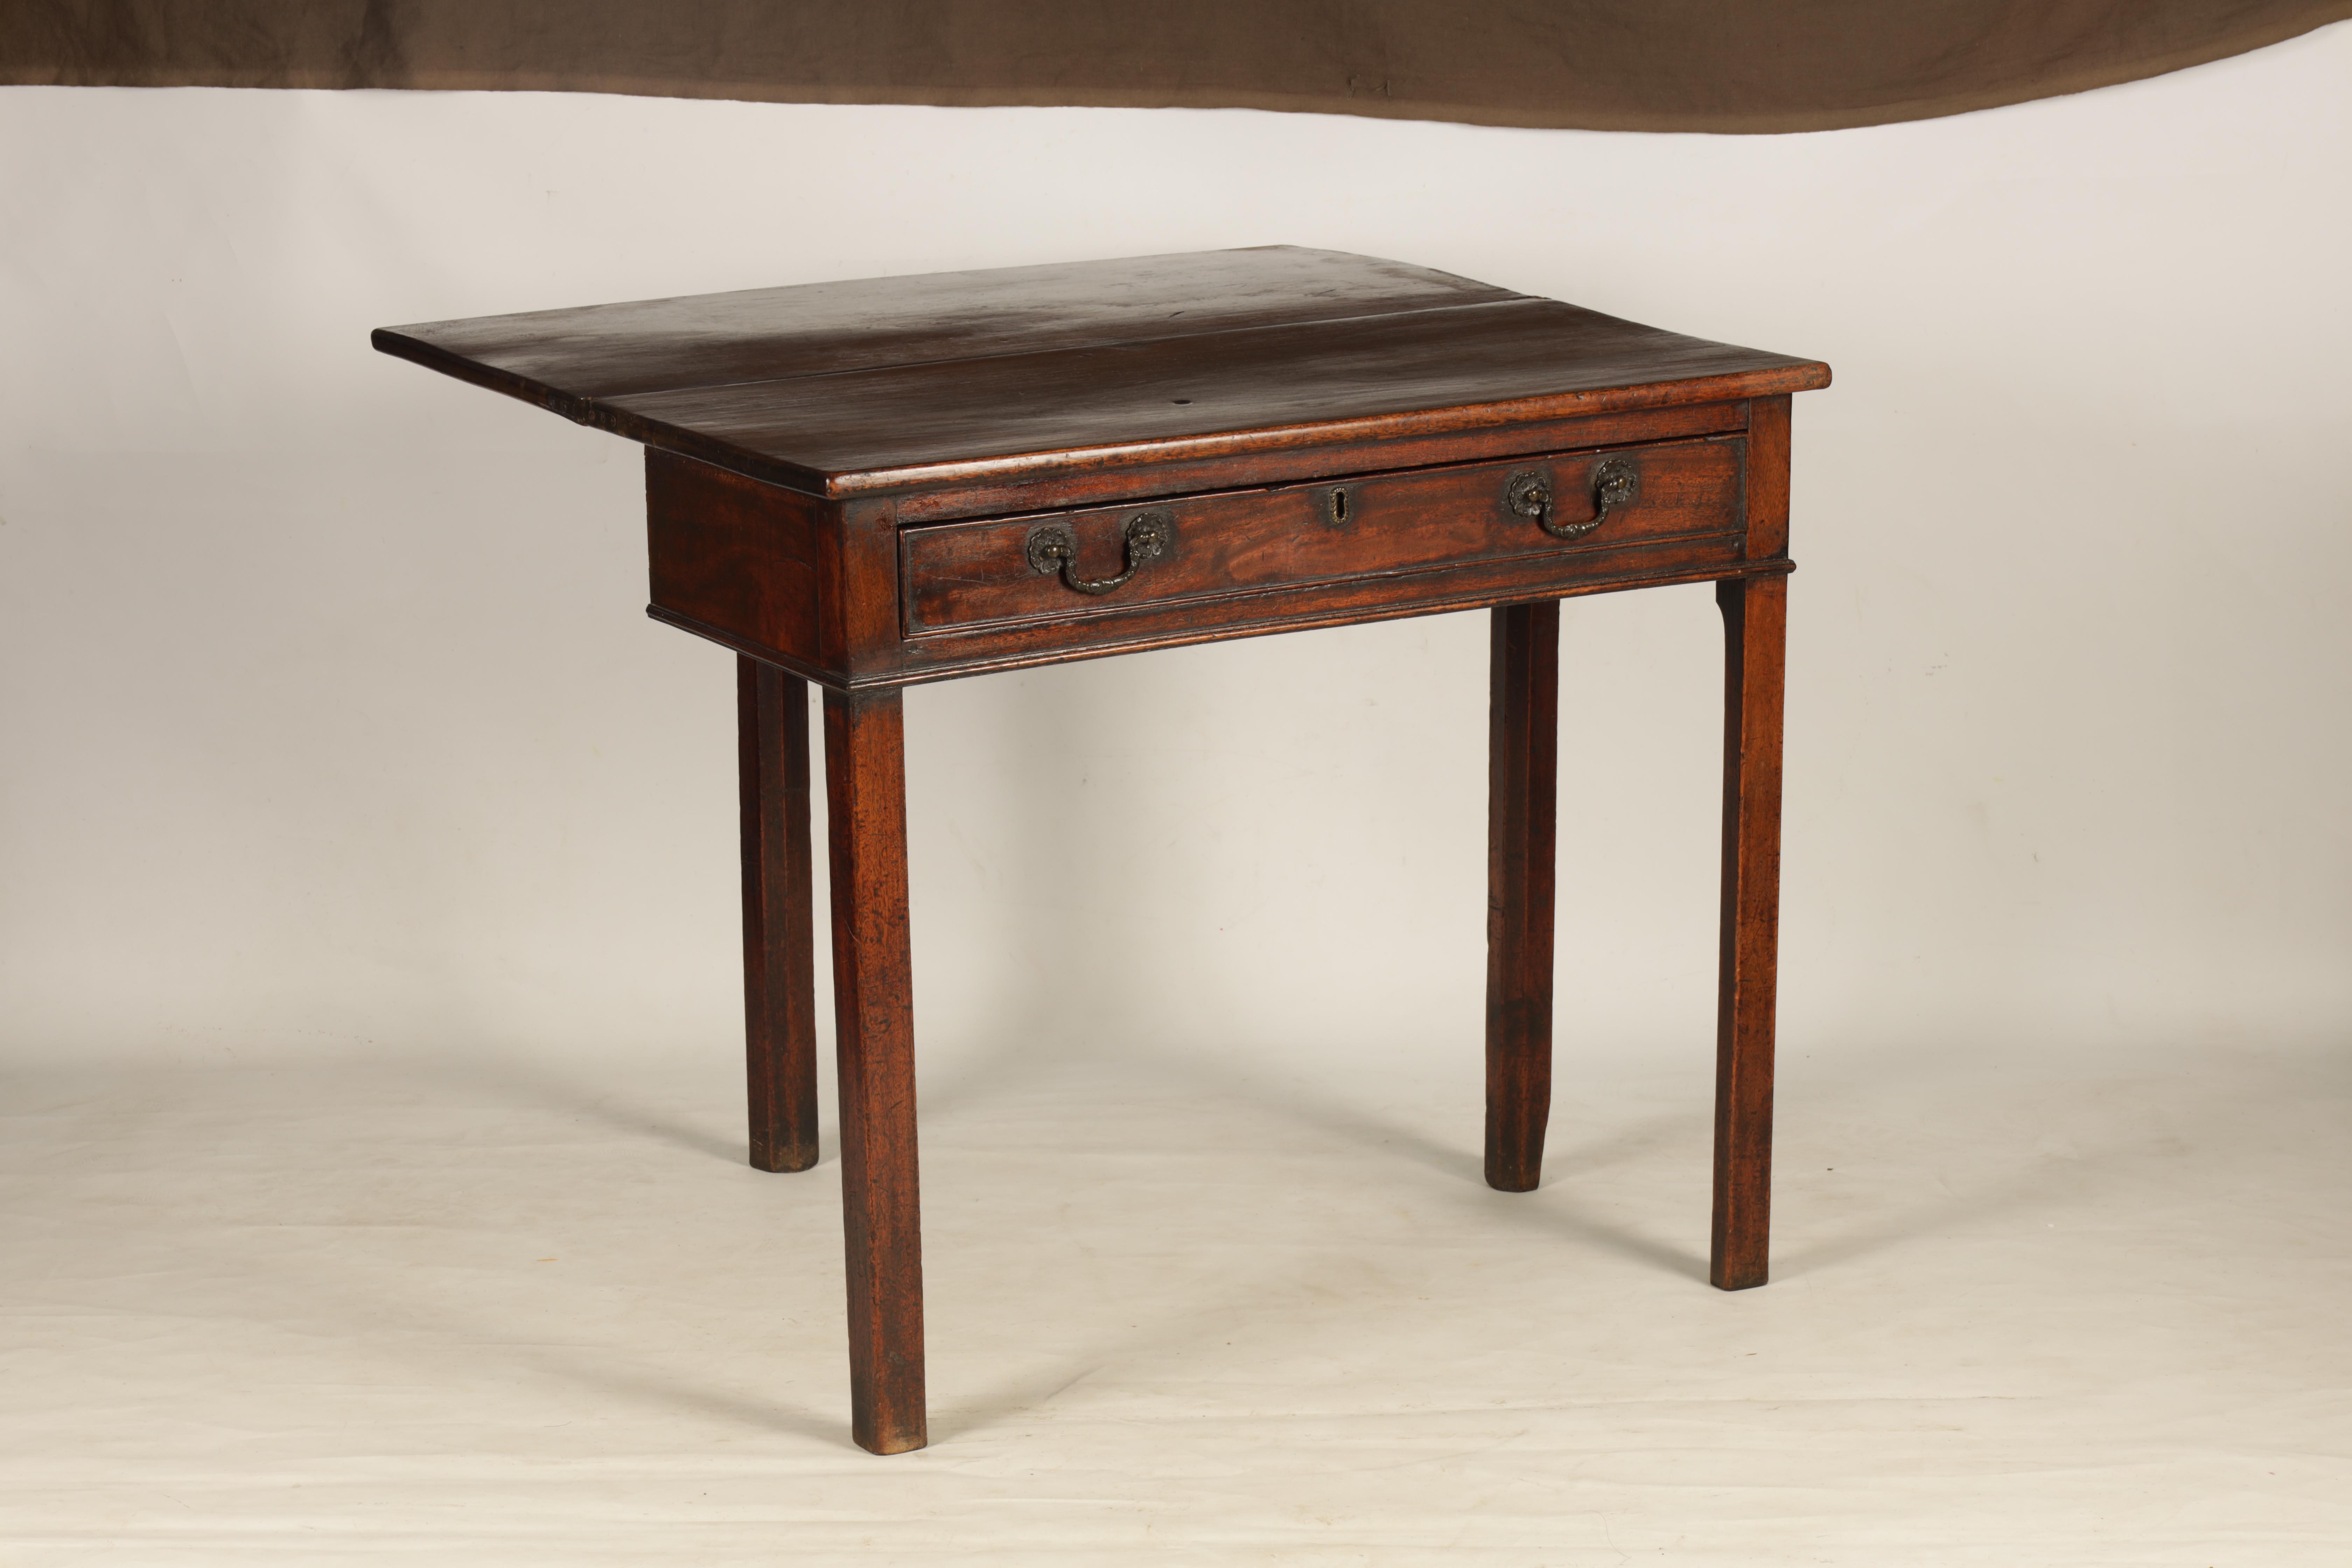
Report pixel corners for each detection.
[374,246,1830,1454]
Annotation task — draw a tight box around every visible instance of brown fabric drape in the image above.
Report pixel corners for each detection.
[8,1,2347,133]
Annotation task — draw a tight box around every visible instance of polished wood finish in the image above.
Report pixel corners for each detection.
[595,300,1815,499]
[376,246,1827,502]
[376,247,1520,405]
[889,399,1748,525]
[645,421,1756,692]
[652,457,827,673]
[738,657,818,1174]
[821,688,926,1454]
[1485,602,1560,1193]
[653,438,1764,691]
[375,247,1826,1454]
[1712,576,1788,1292]
[1742,395,1793,561]
[903,436,1743,635]
[1710,391,1794,1288]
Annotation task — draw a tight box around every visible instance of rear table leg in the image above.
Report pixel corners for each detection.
[738,656,818,1174]
[1485,601,1561,1193]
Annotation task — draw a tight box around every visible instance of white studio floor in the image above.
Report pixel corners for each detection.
[4,1034,2347,1566]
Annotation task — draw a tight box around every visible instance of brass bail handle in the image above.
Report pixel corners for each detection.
[1026,510,1177,596]
[1508,457,1640,540]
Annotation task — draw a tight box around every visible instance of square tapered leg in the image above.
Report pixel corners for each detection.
[1485,600,1561,1194]
[738,656,819,1174]
[1711,574,1786,1290]
[822,687,926,1455]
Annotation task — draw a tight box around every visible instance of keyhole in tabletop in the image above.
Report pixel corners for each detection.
[1171,398,1192,404]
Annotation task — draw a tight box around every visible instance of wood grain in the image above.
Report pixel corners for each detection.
[647,451,828,669]
[878,536,1757,688]
[1712,574,1786,1291]
[376,248,1828,501]
[603,300,1822,498]
[379,249,1828,1449]
[1743,395,1792,560]
[822,688,926,1454]
[1485,601,1560,1193]
[903,436,1743,634]
[886,400,1747,525]
[376,247,1517,400]
[738,657,818,1174]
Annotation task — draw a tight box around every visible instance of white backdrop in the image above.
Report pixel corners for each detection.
[5,32,2349,1078]
[6,32,2352,1565]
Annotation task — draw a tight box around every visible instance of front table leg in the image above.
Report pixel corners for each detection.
[738,657,819,1173]
[822,688,927,1454]
[1712,575,1787,1290]
[1485,601,1561,1192]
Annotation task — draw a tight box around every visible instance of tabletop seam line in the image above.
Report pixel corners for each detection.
[579,295,1553,403]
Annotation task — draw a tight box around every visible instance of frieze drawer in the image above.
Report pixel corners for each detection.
[900,435,1746,636]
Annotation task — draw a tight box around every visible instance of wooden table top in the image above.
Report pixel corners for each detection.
[374,246,1827,504]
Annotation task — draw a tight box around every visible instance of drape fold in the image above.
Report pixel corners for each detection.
[8,1,2348,132]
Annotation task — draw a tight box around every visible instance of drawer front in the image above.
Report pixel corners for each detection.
[902,435,1744,636]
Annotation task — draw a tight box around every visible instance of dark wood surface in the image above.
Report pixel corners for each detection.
[1711,577,1788,1293]
[737,658,818,1174]
[667,529,1778,691]
[378,247,1516,399]
[643,409,1765,694]
[888,399,1748,525]
[652,458,825,672]
[1709,397,1793,1288]
[903,435,1743,635]
[1484,602,1560,1193]
[377,246,1826,500]
[377,248,1824,1454]
[822,689,926,1455]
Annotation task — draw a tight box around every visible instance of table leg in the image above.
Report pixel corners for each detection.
[1712,575,1786,1290]
[1485,601,1560,1193]
[738,657,819,1174]
[822,687,926,1455]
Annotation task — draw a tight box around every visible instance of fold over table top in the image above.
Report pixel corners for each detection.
[374,246,1828,504]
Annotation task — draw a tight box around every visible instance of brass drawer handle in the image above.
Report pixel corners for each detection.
[1025,510,1175,596]
[1508,457,1640,540]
